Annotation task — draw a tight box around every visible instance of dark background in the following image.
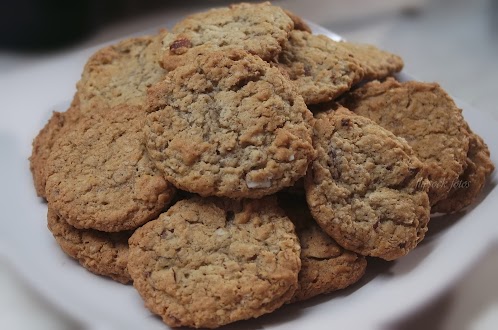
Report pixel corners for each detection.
[0,0,244,50]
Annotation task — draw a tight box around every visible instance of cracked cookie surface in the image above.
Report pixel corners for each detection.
[305,107,430,260]
[160,2,293,71]
[279,194,366,302]
[342,78,470,204]
[146,48,315,198]
[47,207,132,284]
[277,30,364,105]
[46,105,175,232]
[127,196,301,328]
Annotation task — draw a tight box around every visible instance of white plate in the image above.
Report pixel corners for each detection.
[0,24,497,330]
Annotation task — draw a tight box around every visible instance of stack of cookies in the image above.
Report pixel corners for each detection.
[29,2,494,329]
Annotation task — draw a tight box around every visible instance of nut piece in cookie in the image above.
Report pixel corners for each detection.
[47,207,132,284]
[432,125,494,214]
[341,78,470,205]
[46,105,176,232]
[160,2,294,70]
[278,193,367,302]
[305,107,430,261]
[146,48,315,198]
[277,30,364,105]
[77,33,166,113]
[127,196,301,328]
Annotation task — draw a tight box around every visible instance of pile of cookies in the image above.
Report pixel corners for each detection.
[30,2,494,329]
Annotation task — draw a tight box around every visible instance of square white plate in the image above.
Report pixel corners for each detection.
[0,23,496,330]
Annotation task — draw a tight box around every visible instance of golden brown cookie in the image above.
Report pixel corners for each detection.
[47,207,132,284]
[305,107,430,261]
[77,33,165,112]
[146,48,315,198]
[432,126,494,213]
[278,194,367,302]
[341,78,470,205]
[277,30,364,105]
[127,197,301,329]
[31,34,166,199]
[160,2,293,71]
[46,105,175,232]
[30,103,80,198]
[339,41,404,81]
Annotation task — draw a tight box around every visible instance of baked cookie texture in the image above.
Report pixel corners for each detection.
[77,34,166,112]
[127,197,301,329]
[277,30,364,105]
[31,34,165,199]
[160,2,293,71]
[279,194,367,302]
[342,78,470,205]
[146,48,315,198]
[45,105,175,232]
[338,42,404,81]
[305,107,430,261]
[432,125,494,213]
[30,101,80,198]
[47,207,132,284]
[29,3,497,328]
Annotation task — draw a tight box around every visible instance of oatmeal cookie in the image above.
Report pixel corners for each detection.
[279,194,367,302]
[146,49,315,198]
[127,196,301,328]
[305,107,430,260]
[341,78,470,204]
[46,105,175,232]
[32,34,166,200]
[339,41,403,81]
[77,33,166,112]
[160,2,293,71]
[277,30,364,105]
[432,126,494,213]
[30,98,81,198]
[47,207,132,284]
